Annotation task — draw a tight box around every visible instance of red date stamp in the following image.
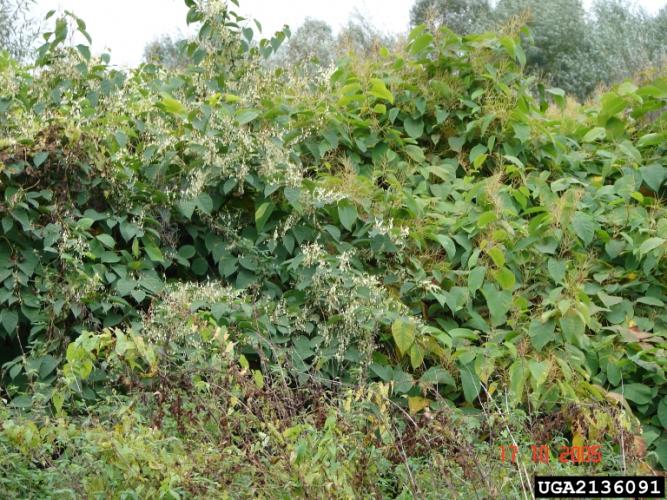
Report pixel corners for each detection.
[499,444,602,464]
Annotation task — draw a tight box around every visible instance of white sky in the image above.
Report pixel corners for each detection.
[31,0,667,67]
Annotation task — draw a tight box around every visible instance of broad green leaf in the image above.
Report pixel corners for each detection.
[392,318,416,356]
[96,234,115,249]
[405,144,425,162]
[160,96,186,115]
[582,126,606,143]
[495,267,515,290]
[559,311,588,348]
[528,360,550,390]
[237,109,260,125]
[337,200,358,231]
[487,247,505,267]
[509,360,526,402]
[477,210,496,228]
[33,152,48,167]
[612,383,653,405]
[637,132,666,147]
[529,319,556,351]
[571,212,598,246]
[177,199,196,219]
[420,367,455,386]
[403,117,424,139]
[639,237,665,256]
[658,396,667,429]
[255,201,275,232]
[547,258,566,284]
[468,266,486,294]
[144,243,164,263]
[640,164,667,192]
[1,309,18,333]
[409,32,433,54]
[459,363,480,402]
[196,193,214,215]
[369,78,394,104]
[178,245,196,260]
[482,283,511,327]
[435,234,456,260]
[409,343,424,369]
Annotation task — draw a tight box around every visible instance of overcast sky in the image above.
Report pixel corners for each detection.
[32,0,667,67]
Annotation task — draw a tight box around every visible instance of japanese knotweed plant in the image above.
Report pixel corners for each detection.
[0,0,666,471]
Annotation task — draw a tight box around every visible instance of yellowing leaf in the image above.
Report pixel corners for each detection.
[408,396,430,414]
[160,95,186,115]
[392,318,416,356]
[369,78,394,104]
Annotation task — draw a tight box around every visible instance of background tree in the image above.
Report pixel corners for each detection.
[0,0,36,60]
[280,17,336,67]
[411,0,667,100]
[143,34,190,69]
[493,0,598,98]
[272,14,394,72]
[587,0,661,86]
[410,0,492,34]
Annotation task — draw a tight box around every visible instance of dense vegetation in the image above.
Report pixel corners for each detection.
[1,0,666,496]
[411,0,667,99]
[268,0,667,100]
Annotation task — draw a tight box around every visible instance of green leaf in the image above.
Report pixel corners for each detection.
[495,267,516,291]
[477,210,496,228]
[144,243,164,263]
[409,343,424,369]
[420,367,455,386]
[178,245,196,260]
[571,212,598,246]
[639,237,665,256]
[547,258,566,284]
[482,283,511,327]
[658,396,667,429]
[459,363,480,403]
[640,164,667,192]
[559,311,588,348]
[469,144,487,166]
[612,383,653,405]
[582,126,606,143]
[487,247,505,267]
[96,234,115,249]
[160,95,186,115]
[409,32,433,54]
[33,152,48,167]
[177,199,196,219]
[637,132,666,147]
[115,279,135,296]
[1,309,18,333]
[196,193,213,215]
[656,439,667,470]
[369,78,394,104]
[403,117,424,139]
[468,266,486,294]
[509,360,526,402]
[435,234,456,260]
[76,218,94,230]
[405,145,425,162]
[338,201,358,231]
[9,395,32,408]
[392,318,416,356]
[528,360,550,389]
[237,109,260,125]
[39,356,59,379]
[255,201,275,232]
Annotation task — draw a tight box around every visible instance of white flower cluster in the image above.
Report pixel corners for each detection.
[300,242,326,267]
